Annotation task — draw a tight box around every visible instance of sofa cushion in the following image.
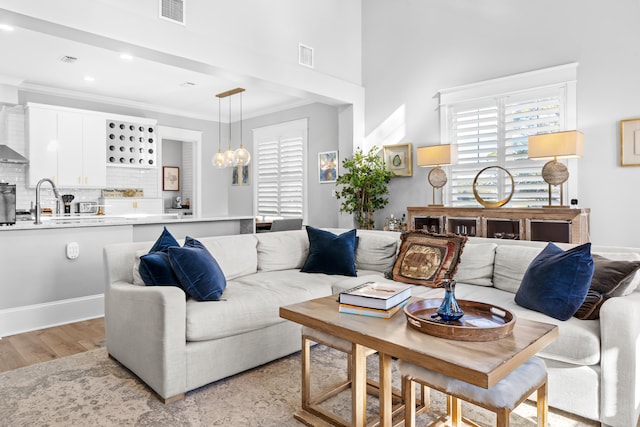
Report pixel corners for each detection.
[186,270,335,341]
[455,243,497,287]
[434,283,602,366]
[392,231,467,287]
[493,245,543,293]
[515,242,594,321]
[574,255,640,320]
[301,226,357,276]
[256,230,309,272]
[168,237,226,301]
[354,230,399,273]
[198,234,258,280]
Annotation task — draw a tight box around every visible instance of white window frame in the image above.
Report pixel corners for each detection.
[438,63,578,207]
[252,118,308,223]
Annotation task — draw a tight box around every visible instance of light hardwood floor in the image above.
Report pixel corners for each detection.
[0,317,105,373]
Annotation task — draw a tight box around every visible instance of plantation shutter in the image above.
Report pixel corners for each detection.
[446,87,566,208]
[255,119,307,218]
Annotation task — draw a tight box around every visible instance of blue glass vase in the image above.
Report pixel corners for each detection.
[436,277,464,321]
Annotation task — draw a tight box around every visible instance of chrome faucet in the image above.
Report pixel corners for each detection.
[34,178,61,224]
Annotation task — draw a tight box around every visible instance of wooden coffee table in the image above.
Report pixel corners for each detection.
[280,295,558,427]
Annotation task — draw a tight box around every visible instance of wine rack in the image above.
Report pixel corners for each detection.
[106,119,157,168]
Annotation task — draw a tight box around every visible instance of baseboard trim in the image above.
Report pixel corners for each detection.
[0,294,104,338]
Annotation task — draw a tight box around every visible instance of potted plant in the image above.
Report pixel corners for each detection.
[335,146,394,229]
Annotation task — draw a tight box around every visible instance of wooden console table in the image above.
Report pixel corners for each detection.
[407,207,590,244]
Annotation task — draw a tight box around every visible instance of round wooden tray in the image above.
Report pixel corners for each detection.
[404,298,516,341]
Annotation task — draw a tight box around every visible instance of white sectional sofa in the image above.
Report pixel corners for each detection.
[103,228,640,426]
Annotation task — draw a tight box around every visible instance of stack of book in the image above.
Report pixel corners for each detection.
[338,281,412,318]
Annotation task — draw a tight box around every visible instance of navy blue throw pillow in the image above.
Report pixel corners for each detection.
[148,226,180,252]
[168,236,227,301]
[139,226,181,286]
[515,242,594,321]
[301,226,358,276]
[139,252,180,286]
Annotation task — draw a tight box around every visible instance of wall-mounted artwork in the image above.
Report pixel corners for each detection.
[162,166,179,191]
[232,165,250,186]
[318,150,338,183]
[383,143,413,177]
[620,118,640,166]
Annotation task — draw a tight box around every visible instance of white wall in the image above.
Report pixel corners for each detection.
[362,0,640,246]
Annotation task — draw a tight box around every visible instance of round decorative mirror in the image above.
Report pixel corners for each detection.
[472,166,514,208]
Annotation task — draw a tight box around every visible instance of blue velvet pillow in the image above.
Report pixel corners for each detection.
[139,226,181,286]
[139,252,180,286]
[148,226,179,252]
[515,242,594,321]
[168,236,227,301]
[301,226,358,276]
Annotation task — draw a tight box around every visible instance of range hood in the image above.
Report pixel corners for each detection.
[0,145,29,164]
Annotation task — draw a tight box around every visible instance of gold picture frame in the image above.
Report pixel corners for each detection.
[382,143,413,177]
[620,118,640,166]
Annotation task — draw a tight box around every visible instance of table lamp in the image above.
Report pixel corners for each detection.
[417,144,458,207]
[528,130,583,208]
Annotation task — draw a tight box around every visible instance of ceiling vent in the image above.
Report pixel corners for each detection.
[59,55,78,64]
[160,0,185,25]
[298,43,314,68]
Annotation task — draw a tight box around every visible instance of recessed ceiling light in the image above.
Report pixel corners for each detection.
[120,53,134,60]
[0,24,14,32]
[83,76,95,82]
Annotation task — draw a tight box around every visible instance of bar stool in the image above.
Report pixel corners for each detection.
[398,356,548,427]
[298,326,408,426]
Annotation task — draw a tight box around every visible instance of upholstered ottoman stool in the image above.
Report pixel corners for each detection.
[298,326,408,426]
[398,356,548,427]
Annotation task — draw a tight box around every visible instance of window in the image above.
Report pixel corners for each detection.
[253,119,307,220]
[439,64,578,207]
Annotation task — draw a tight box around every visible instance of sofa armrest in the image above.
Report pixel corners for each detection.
[599,292,640,426]
[105,282,187,400]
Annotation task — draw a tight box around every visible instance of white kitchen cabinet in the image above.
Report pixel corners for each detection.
[27,104,106,188]
[100,198,163,216]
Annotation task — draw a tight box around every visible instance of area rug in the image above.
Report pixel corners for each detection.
[0,345,599,426]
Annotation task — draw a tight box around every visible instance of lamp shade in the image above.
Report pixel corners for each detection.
[528,130,584,160]
[417,144,457,167]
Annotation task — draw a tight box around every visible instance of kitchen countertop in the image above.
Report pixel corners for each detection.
[0,214,255,231]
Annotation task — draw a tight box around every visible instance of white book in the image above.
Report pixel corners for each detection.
[339,281,412,310]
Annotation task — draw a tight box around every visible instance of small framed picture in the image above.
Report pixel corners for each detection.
[620,118,640,166]
[162,166,180,191]
[318,150,338,183]
[232,165,250,186]
[383,143,413,177]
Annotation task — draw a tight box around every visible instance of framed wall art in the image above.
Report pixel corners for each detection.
[232,165,250,186]
[162,166,180,191]
[318,150,338,183]
[383,143,413,177]
[620,118,640,166]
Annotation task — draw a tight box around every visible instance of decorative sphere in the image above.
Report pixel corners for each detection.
[223,148,237,168]
[428,167,448,189]
[234,146,251,166]
[212,151,226,168]
[541,160,569,186]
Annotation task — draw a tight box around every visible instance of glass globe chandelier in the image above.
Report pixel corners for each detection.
[213,87,250,169]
